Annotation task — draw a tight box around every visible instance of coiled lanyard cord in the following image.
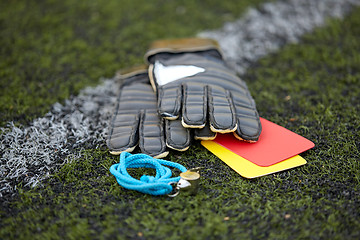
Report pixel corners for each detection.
[110,152,187,195]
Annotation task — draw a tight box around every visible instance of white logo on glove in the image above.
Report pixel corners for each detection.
[154,61,205,86]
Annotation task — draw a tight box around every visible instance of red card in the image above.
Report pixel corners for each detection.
[213,118,315,167]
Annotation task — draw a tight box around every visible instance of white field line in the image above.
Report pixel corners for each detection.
[1,0,359,197]
[200,0,360,74]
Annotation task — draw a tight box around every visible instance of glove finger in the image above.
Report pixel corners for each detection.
[208,85,237,133]
[231,94,262,142]
[194,124,217,140]
[107,110,140,155]
[165,119,191,151]
[157,84,182,120]
[181,82,207,128]
[139,110,168,159]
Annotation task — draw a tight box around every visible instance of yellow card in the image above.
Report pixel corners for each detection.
[201,141,307,178]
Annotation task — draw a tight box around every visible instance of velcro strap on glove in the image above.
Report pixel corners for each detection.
[145,38,223,64]
[115,64,149,83]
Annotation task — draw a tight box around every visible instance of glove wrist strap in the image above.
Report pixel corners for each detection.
[145,38,223,63]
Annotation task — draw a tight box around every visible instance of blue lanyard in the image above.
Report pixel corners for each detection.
[110,152,187,195]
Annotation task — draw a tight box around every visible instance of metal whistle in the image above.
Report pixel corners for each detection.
[169,167,202,197]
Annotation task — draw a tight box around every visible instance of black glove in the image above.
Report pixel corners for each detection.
[107,67,191,158]
[145,38,261,142]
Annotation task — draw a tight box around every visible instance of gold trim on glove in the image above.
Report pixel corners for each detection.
[145,38,222,63]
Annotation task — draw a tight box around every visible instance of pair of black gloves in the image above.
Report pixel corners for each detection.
[107,38,262,158]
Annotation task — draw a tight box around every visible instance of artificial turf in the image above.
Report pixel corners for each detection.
[1,1,360,240]
[0,0,266,127]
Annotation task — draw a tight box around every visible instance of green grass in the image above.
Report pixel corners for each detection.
[0,0,266,126]
[1,1,360,240]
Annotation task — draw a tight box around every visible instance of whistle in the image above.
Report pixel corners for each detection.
[177,168,201,195]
